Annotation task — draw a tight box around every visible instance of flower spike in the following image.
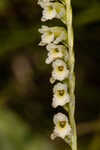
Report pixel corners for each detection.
[38,0,77,149]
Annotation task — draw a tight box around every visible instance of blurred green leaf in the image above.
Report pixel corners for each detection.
[0,25,39,58]
[89,135,100,150]
[75,3,100,26]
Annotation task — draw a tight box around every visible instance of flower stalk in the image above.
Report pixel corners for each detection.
[65,0,77,150]
[38,0,77,149]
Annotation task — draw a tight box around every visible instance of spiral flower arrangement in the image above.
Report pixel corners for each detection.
[38,0,77,150]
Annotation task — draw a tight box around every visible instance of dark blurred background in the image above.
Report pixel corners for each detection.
[0,0,100,150]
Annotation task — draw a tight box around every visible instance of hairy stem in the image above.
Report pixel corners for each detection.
[65,0,77,150]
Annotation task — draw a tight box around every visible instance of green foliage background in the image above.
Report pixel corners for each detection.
[0,0,100,149]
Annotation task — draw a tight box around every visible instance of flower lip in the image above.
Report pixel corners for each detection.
[57,89,65,96]
[48,31,52,35]
[54,48,59,53]
[59,121,66,128]
[48,5,53,11]
[58,66,64,71]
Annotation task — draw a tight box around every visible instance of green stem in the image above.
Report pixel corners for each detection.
[65,0,77,150]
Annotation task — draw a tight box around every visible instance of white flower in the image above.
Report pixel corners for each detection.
[51,113,71,139]
[45,44,67,64]
[41,2,65,22]
[52,83,70,108]
[39,26,67,46]
[52,59,69,81]
[38,0,54,8]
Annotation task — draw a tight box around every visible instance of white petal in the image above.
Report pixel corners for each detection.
[53,113,68,124]
[53,82,67,93]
